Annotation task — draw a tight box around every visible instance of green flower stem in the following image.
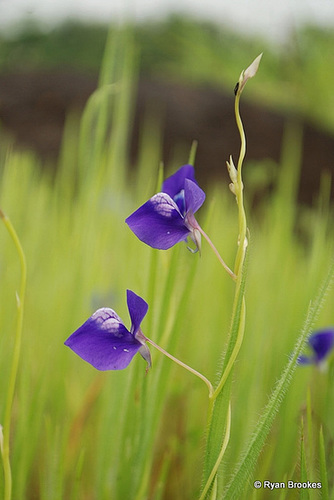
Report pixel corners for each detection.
[212,296,246,400]
[146,338,213,397]
[207,78,248,409]
[209,78,248,403]
[233,90,247,277]
[0,209,27,500]
[198,226,236,281]
[200,74,249,499]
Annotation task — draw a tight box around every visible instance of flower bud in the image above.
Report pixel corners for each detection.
[236,53,263,95]
[226,156,237,184]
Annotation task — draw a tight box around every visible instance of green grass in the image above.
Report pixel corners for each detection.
[1,27,334,500]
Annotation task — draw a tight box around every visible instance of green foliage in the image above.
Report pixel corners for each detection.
[1,17,334,132]
[0,20,108,72]
[1,24,334,500]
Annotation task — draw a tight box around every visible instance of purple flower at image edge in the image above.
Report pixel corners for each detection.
[125,164,205,251]
[298,328,334,365]
[64,290,151,370]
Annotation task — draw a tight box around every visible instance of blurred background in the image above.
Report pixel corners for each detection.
[1,4,334,499]
[1,0,334,204]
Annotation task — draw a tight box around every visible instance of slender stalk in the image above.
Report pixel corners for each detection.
[197,226,236,281]
[146,338,213,397]
[212,296,246,400]
[208,80,248,404]
[200,61,256,497]
[0,209,27,500]
[233,90,247,277]
[199,402,231,500]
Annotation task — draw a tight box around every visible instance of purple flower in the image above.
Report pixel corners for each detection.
[64,290,151,370]
[125,164,205,251]
[298,328,334,365]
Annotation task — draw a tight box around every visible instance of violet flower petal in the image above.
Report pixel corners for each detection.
[162,164,196,199]
[298,328,334,365]
[64,308,142,370]
[127,289,148,336]
[125,193,190,249]
[184,178,206,215]
[309,329,334,362]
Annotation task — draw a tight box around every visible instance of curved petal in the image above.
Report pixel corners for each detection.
[126,193,190,249]
[184,178,206,214]
[64,308,142,370]
[309,329,334,363]
[162,164,196,199]
[126,289,148,335]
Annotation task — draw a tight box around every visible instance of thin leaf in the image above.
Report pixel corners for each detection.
[319,427,329,500]
[300,418,310,500]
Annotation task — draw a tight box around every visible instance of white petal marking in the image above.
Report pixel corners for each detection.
[150,193,182,218]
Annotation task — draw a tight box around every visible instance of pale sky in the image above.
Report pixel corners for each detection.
[1,0,334,42]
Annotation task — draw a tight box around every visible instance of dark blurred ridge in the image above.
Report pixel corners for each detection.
[0,68,333,205]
